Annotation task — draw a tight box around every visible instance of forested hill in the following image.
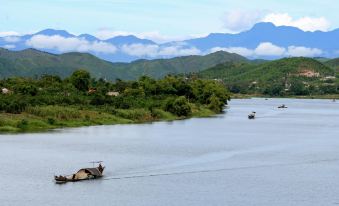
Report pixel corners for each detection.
[325,58,339,72]
[198,57,338,96]
[0,48,247,80]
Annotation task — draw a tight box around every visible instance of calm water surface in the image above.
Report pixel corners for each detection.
[1,98,339,206]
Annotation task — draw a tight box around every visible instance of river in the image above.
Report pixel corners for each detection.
[1,98,339,206]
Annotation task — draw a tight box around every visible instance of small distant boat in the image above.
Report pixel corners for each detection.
[248,112,256,119]
[333,99,336,102]
[54,162,105,184]
[278,104,288,109]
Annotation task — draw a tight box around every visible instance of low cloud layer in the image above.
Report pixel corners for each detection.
[25,35,201,57]
[255,42,286,56]
[287,46,323,57]
[21,34,324,59]
[210,42,323,57]
[3,36,21,43]
[26,35,117,54]
[3,44,16,49]
[121,43,201,57]
[0,31,20,37]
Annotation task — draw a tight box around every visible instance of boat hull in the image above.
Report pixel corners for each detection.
[54,165,104,184]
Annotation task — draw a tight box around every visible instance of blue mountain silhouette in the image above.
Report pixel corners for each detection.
[0,23,338,62]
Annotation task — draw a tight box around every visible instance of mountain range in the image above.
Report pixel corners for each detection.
[0,48,246,80]
[1,22,338,62]
[1,46,338,96]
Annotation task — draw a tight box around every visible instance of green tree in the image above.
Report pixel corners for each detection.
[290,80,308,95]
[70,70,91,91]
[263,83,284,96]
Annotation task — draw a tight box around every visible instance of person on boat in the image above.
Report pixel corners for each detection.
[98,163,104,173]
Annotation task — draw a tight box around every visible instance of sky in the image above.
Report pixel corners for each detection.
[0,0,338,42]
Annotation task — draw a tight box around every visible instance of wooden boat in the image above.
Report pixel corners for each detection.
[248,112,256,119]
[54,162,105,184]
[278,104,288,109]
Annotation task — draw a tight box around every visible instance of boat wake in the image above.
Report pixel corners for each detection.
[103,158,339,181]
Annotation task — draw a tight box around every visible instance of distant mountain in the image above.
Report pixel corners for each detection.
[35,29,75,37]
[105,35,155,46]
[184,23,338,50]
[78,34,100,42]
[0,48,246,80]
[1,23,338,62]
[0,29,159,62]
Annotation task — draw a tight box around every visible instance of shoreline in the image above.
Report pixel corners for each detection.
[231,93,339,99]
[1,96,337,134]
[0,105,217,134]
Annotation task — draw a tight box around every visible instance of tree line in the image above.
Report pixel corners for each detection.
[0,70,230,116]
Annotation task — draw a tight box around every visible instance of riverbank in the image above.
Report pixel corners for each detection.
[0,104,216,133]
[231,93,339,99]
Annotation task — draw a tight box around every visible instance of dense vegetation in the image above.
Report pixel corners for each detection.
[0,70,230,132]
[198,57,338,96]
[0,48,246,80]
[325,58,339,73]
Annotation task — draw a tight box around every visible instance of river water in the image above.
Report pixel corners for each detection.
[1,98,339,206]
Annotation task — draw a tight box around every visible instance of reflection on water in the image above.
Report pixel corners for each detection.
[0,98,339,206]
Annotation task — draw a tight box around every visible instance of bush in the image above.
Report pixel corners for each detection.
[90,94,106,105]
[165,96,191,117]
[0,97,28,113]
[263,83,284,96]
[47,118,56,125]
[17,119,28,130]
[208,94,223,112]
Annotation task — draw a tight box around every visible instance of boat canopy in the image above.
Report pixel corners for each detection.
[77,168,102,176]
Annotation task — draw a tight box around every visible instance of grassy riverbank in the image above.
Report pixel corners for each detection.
[0,104,216,133]
[0,71,228,133]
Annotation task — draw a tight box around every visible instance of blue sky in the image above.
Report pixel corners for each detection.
[0,0,338,41]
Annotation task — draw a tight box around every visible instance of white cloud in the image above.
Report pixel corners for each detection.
[3,36,21,43]
[255,42,286,56]
[222,10,331,32]
[26,35,117,54]
[158,46,201,56]
[0,31,20,37]
[210,43,285,57]
[287,46,323,57]
[3,45,16,49]
[222,10,265,32]
[121,44,159,57]
[210,47,254,57]
[262,13,331,32]
[210,43,323,58]
[121,43,201,58]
